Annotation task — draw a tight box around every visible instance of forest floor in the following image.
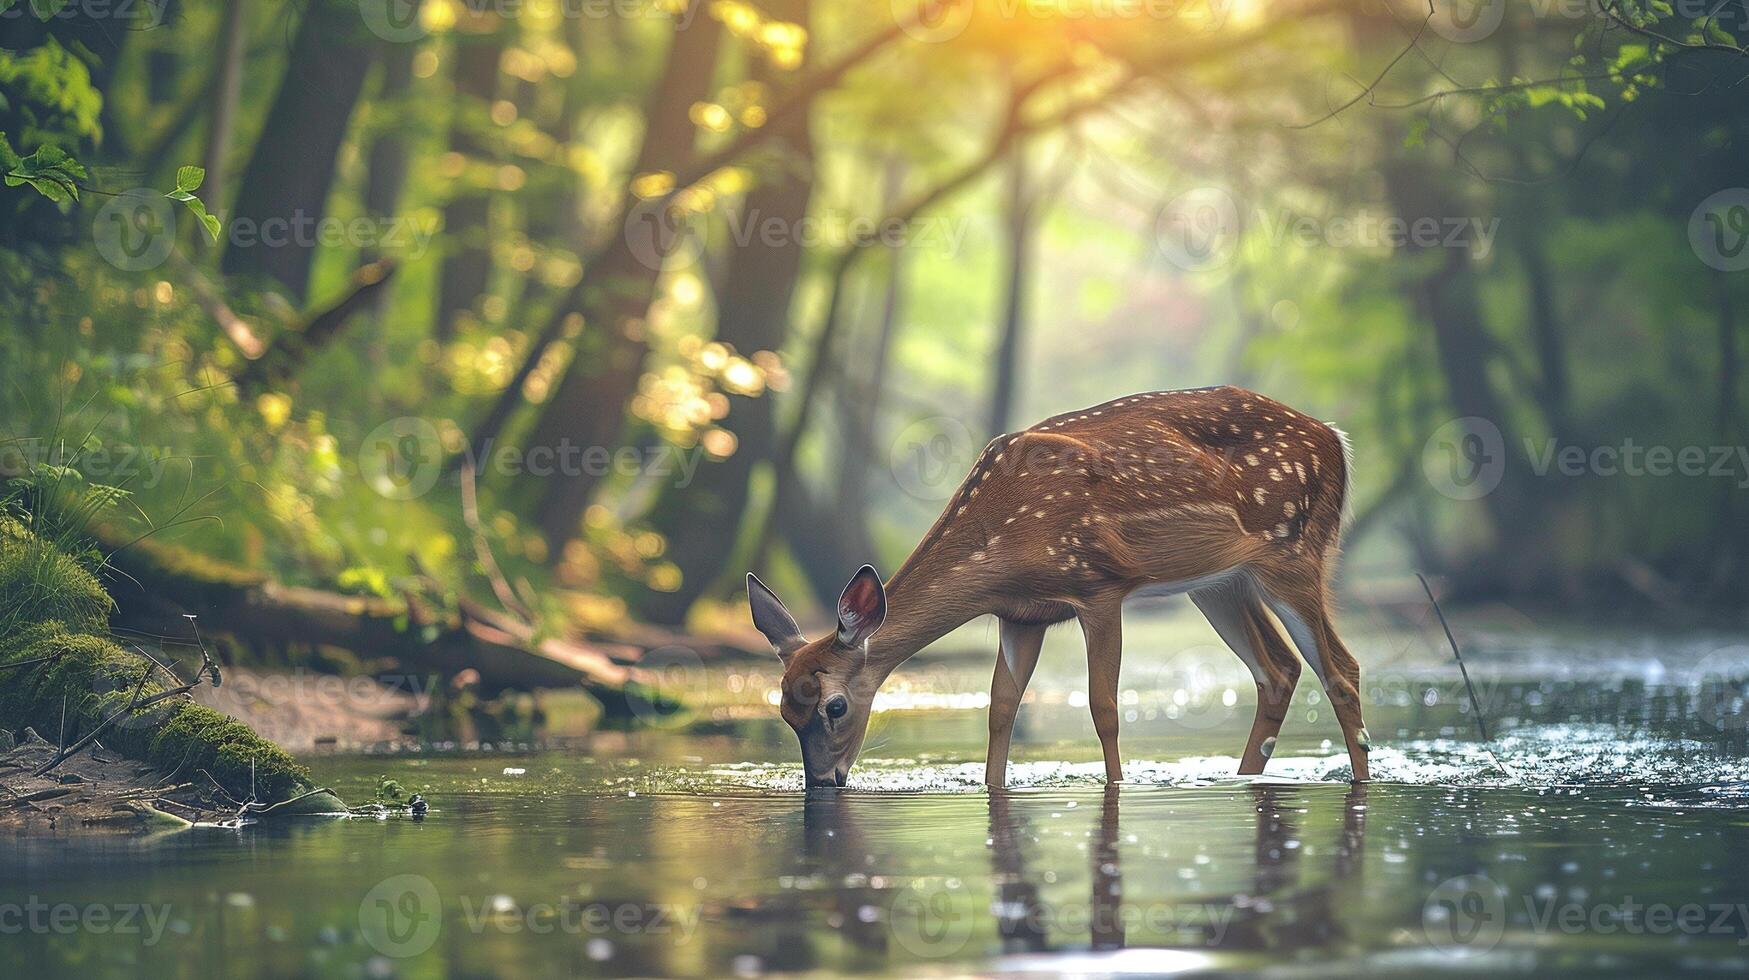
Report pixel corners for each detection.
[187,666,427,753]
[0,730,245,833]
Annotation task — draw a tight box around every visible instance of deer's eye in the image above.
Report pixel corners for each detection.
[825,695,849,720]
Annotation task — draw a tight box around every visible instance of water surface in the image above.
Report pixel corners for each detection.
[6,615,1749,977]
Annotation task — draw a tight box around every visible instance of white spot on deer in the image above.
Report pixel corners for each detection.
[1269,468,1283,482]
[1283,501,1297,517]
[1245,454,1259,466]
[1253,487,1267,505]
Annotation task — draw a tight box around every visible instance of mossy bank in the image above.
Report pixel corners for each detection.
[0,518,311,803]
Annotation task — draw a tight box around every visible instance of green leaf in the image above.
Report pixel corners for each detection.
[1403,118,1428,150]
[23,175,72,202]
[163,171,223,242]
[184,197,221,242]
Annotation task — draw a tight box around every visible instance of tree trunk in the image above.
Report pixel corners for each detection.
[1710,271,1742,591]
[524,5,726,551]
[1381,160,1544,596]
[435,12,505,340]
[826,157,910,570]
[220,0,378,301]
[988,144,1034,437]
[364,34,418,230]
[199,0,246,220]
[633,1,814,624]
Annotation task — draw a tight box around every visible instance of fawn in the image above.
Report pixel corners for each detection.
[747,386,1369,788]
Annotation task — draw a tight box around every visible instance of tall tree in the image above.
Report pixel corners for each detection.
[988,140,1036,437]
[198,0,246,220]
[636,0,814,624]
[435,4,506,340]
[521,3,727,550]
[221,0,379,300]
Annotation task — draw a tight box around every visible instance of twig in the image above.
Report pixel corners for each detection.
[33,670,153,776]
[460,457,536,625]
[1416,573,1519,781]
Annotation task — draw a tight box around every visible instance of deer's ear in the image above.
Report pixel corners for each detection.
[747,572,806,662]
[836,565,886,648]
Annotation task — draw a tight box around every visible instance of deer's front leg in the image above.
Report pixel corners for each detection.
[1079,600,1125,783]
[987,619,1047,788]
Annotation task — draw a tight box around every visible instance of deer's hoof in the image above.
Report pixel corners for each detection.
[1357,727,1373,753]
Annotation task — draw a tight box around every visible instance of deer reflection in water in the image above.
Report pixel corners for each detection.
[790,782,1369,966]
[988,783,1369,956]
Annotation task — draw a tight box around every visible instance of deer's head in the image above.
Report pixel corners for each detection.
[746,566,888,788]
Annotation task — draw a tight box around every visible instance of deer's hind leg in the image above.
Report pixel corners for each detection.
[1191,581,1301,775]
[1253,563,1370,782]
[1078,598,1126,783]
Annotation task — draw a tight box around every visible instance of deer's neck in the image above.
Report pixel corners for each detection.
[866,532,994,673]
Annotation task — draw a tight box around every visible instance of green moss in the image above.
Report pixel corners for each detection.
[0,517,111,638]
[0,524,310,803]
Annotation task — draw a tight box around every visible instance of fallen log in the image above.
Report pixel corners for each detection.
[98,532,658,710]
